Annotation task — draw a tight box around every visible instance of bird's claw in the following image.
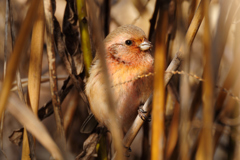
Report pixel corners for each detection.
[124,145,132,157]
[138,107,151,122]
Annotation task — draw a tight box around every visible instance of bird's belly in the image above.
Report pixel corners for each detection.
[87,65,153,134]
[114,76,153,133]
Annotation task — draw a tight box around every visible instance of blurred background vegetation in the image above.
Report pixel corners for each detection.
[0,0,240,159]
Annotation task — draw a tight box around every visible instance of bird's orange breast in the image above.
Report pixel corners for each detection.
[106,54,154,132]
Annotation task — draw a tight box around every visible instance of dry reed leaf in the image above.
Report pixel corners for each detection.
[28,0,45,115]
[77,0,93,77]
[9,80,73,146]
[196,0,213,159]
[54,17,72,74]
[165,102,179,159]
[8,94,63,160]
[9,128,24,146]
[63,0,84,75]
[151,7,168,160]
[21,128,30,160]
[0,0,40,130]
[19,87,31,159]
[2,0,40,156]
[22,1,45,158]
[54,5,88,104]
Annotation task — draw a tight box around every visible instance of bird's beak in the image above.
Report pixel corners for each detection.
[139,40,152,51]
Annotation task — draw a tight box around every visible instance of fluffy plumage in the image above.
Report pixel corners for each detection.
[85,25,154,134]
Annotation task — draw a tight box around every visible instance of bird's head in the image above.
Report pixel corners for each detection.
[104,25,153,65]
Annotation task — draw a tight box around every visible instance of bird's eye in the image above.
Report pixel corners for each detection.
[125,40,132,46]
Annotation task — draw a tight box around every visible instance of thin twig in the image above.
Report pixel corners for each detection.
[165,101,180,159]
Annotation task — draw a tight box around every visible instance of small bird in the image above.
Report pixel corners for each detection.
[84,25,154,135]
